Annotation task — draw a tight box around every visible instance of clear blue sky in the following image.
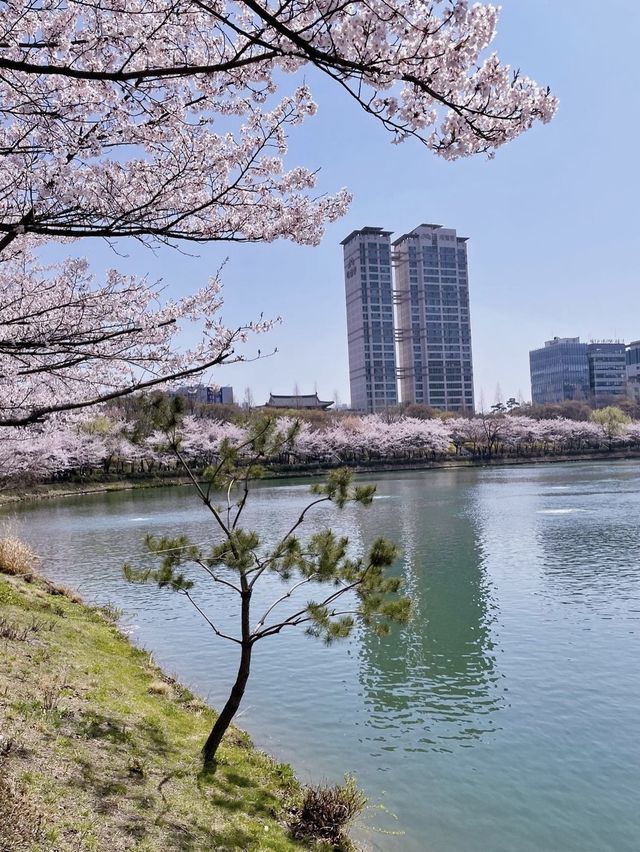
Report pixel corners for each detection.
[65,0,640,408]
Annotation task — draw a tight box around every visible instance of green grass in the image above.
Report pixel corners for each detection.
[0,571,311,851]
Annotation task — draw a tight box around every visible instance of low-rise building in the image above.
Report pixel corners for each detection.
[529,337,590,404]
[626,341,640,401]
[263,393,334,410]
[530,337,631,406]
[175,384,234,405]
[586,342,626,405]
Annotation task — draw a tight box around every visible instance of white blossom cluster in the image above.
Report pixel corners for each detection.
[2,413,638,484]
[0,249,273,425]
[0,0,556,425]
[0,0,557,250]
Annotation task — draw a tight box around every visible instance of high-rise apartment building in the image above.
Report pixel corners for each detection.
[586,342,626,405]
[529,337,590,404]
[394,224,474,411]
[342,227,398,412]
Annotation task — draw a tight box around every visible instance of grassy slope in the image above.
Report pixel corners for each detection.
[0,571,309,851]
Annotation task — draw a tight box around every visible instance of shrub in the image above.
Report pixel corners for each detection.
[40,675,69,712]
[0,531,38,577]
[46,582,82,603]
[289,775,366,850]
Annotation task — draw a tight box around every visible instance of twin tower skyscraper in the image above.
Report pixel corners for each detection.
[342,223,474,413]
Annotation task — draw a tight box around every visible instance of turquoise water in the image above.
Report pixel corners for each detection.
[5,461,640,851]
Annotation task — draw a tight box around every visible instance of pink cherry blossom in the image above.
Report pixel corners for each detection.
[0,0,557,257]
[0,248,272,425]
[0,2,557,429]
[3,412,630,487]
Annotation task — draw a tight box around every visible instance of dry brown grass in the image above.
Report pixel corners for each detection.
[0,533,38,577]
[147,679,172,696]
[0,529,84,604]
[0,779,44,852]
[289,776,366,850]
[45,581,82,603]
[0,617,29,641]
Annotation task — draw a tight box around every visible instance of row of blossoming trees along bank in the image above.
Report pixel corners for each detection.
[1,409,638,486]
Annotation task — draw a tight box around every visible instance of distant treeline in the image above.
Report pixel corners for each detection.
[1,393,638,486]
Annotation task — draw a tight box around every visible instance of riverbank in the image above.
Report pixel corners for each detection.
[0,476,192,505]
[0,566,311,851]
[2,447,640,505]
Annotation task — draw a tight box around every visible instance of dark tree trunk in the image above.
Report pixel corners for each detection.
[202,588,252,767]
[201,641,252,765]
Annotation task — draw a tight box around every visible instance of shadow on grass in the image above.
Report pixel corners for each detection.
[60,708,290,849]
[153,821,258,852]
[77,710,172,758]
[63,709,175,823]
[79,713,133,745]
[224,770,255,789]
[208,767,280,819]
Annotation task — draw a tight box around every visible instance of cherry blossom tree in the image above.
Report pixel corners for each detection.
[5,412,637,486]
[0,249,273,426]
[624,421,640,448]
[0,0,557,251]
[0,0,557,426]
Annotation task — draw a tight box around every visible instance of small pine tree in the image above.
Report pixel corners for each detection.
[124,402,411,766]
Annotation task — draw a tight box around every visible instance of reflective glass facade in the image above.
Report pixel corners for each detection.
[587,343,626,404]
[626,341,640,401]
[529,338,590,403]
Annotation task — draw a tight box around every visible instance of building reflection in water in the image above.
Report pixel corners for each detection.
[352,471,503,753]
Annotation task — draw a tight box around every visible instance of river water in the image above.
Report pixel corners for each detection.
[4,461,640,851]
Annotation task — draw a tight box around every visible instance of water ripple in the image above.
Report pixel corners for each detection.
[4,462,640,852]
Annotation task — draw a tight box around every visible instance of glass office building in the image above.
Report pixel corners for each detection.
[587,342,626,404]
[529,337,590,404]
[626,341,640,401]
